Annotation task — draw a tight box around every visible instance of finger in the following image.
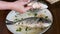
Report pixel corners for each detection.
[17,6,32,13]
[20,2,29,5]
[17,9,26,14]
[18,0,30,2]
[25,6,32,11]
[13,7,25,13]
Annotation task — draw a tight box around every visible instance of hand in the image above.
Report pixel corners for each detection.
[0,0,31,13]
[11,0,31,13]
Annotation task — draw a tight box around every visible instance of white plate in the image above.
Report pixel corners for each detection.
[6,9,53,34]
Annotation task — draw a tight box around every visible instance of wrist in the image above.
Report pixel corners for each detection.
[6,2,14,10]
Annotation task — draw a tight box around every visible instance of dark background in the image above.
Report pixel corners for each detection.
[0,0,60,34]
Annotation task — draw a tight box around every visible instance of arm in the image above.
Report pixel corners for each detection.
[0,1,14,10]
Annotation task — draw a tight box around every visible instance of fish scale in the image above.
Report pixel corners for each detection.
[6,17,39,25]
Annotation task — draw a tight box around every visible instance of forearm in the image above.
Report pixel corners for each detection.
[0,1,14,10]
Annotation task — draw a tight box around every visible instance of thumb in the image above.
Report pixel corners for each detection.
[15,6,32,13]
[13,7,25,14]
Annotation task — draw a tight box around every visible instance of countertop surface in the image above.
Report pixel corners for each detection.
[0,0,60,34]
